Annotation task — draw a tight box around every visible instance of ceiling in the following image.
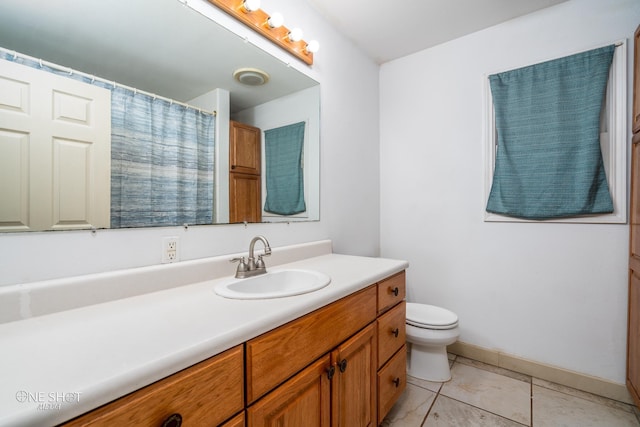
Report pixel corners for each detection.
[305,0,569,64]
[0,0,570,110]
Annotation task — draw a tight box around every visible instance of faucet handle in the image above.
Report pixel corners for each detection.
[230,257,248,273]
[256,255,267,270]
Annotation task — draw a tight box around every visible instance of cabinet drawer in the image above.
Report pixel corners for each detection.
[377,346,407,424]
[377,271,406,314]
[64,345,244,427]
[246,286,377,403]
[377,301,406,369]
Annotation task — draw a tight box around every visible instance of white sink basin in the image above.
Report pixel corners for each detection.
[214,269,331,299]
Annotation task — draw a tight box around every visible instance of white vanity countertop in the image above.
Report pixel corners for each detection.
[0,253,408,427]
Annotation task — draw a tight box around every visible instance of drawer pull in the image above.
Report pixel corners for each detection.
[391,328,399,338]
[327,365,336,380]
[162,413,183,427]
[338,359,348,373]
[392,377,401,388]
[390,286,399,297]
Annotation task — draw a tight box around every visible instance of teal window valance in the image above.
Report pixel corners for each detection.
[486,45,615,220]
[264,121,306,216]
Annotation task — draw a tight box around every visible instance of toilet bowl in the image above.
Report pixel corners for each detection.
[406,302,460,382]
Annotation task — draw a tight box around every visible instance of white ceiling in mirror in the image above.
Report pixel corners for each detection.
[0,0,318,113]
[305,0,569,64]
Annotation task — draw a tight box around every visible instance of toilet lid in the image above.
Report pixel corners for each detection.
[406,303,458,330]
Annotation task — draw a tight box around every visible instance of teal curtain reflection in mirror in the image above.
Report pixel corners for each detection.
[264,122,306,216]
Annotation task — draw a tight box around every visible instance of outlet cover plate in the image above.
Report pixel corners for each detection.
[162,236,179,263]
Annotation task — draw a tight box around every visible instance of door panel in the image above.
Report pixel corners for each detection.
[0,130,29,230]
[230,120,261,175]
[0,59,110,231]
[229,172,261,223]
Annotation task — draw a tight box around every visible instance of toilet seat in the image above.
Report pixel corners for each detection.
[406,302,458,330]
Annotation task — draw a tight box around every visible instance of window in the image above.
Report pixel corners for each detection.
[483,41,627,223]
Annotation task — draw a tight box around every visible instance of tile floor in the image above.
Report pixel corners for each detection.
[381,355,640,427]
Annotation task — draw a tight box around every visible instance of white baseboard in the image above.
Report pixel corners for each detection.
[448,341,634,405]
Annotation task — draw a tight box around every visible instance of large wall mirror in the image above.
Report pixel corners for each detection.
[0,0,320,232]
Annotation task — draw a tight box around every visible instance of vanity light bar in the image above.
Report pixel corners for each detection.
[206,0,315,65]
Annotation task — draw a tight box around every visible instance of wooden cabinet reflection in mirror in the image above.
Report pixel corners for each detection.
[229,121,262,223]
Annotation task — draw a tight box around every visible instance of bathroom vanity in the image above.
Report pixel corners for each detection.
[0,241,408,426]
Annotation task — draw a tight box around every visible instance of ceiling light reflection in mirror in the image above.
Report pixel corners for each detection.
[206,0,320,65]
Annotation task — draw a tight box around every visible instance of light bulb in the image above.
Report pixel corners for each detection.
[305,40,320,54]
[242,0,260,12]
[267,12,284,29]
[288,27,303,42]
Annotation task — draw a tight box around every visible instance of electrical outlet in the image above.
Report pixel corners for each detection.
[162,236,180,263]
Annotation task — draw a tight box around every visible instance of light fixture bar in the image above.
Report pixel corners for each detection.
[207,0,314,65]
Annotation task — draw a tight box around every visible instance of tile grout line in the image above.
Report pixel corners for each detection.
[419,357,452,426]
[530,377,534,427]
[420,384,440,426]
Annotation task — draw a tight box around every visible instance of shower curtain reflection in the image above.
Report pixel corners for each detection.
[110,90,215,228]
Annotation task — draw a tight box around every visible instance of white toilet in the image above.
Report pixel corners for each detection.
[406,302,460,382]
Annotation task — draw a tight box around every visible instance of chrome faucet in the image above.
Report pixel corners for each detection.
[231,235,272,278]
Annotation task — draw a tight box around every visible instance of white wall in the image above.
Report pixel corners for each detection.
[380,0,640,384]
[0,0,380,286]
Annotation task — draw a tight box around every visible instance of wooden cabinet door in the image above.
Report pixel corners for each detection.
[630,131,640,409]
[632,134,640,259]
[633,25,640,134]
[331,323,377,427]
[229,120,261,223]
[629,271,640,408]
[247,355,331,427]
[229,172,261,223]
[630,25,640,408]
[230,120,261,175]
[222,412,245,427]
